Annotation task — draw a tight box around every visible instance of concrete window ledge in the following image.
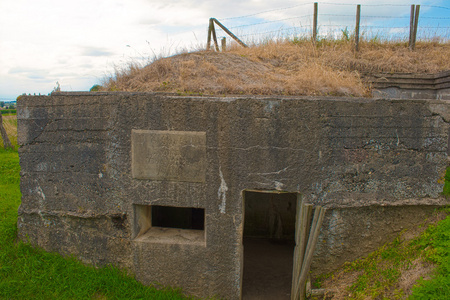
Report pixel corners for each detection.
[134,227,206,246]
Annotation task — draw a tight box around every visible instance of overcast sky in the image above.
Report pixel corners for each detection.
[0,0,448,100]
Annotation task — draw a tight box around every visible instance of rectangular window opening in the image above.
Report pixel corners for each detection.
[133,204,205,245]
[152,205,205,230]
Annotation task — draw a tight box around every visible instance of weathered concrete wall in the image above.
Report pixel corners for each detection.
[17,92,450,299]
[370,71,450,100]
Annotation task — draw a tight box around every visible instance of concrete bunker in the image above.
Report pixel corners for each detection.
[242,190,297,300]
[16,92,450,299]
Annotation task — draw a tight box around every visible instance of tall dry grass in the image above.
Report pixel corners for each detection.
[0,115,17,149]
[101,38,450,97]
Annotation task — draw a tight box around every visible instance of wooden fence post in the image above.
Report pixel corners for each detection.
[412,5,420,50]
[211,18,248,48]
[0,113,13,150]
[409,5,420,50]
[409,5,415,48]
[355,4,361,52]
[313,2,318,43]
[291,201,313,300]
[291,204,326,300]
[295,206,326,300]
[221,37,226,51]
[207,18,213,50]
[211,21,220,51]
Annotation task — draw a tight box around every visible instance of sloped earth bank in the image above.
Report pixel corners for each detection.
[316,211,448,300]
[102,41,450,97]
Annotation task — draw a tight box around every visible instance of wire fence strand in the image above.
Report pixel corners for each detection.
[221,2,314,20]
[164,2,450,54]
[213,2,450,44]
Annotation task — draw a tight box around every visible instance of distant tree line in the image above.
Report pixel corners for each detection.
[1,109,16,115]
[0,102,15,109]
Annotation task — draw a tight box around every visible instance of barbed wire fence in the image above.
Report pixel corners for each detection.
[206,2,450,51]
[129,2,449,63]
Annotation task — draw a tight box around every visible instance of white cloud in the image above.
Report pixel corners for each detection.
[80,47,115,57]
[0,0,447,98]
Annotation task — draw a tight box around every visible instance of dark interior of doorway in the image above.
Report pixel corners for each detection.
[242,191,297,300]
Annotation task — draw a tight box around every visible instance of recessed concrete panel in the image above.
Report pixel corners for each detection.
[131,130,206,182]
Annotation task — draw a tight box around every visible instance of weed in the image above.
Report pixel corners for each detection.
[52,81,61,92]
[341,27,350,42]
[442,167,450,197]
[90,84,102,92]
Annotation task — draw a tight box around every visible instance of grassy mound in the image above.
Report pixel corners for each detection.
[101,39,450,97]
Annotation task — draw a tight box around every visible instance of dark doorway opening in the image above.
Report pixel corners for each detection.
[242,191,298,300]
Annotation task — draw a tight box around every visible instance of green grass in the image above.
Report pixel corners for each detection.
[410,211,450,299]
[344,238,412,298]
[315,235,423,299]
[0,148,195,299]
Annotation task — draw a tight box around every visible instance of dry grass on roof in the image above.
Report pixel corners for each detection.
[101,39,450,97]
